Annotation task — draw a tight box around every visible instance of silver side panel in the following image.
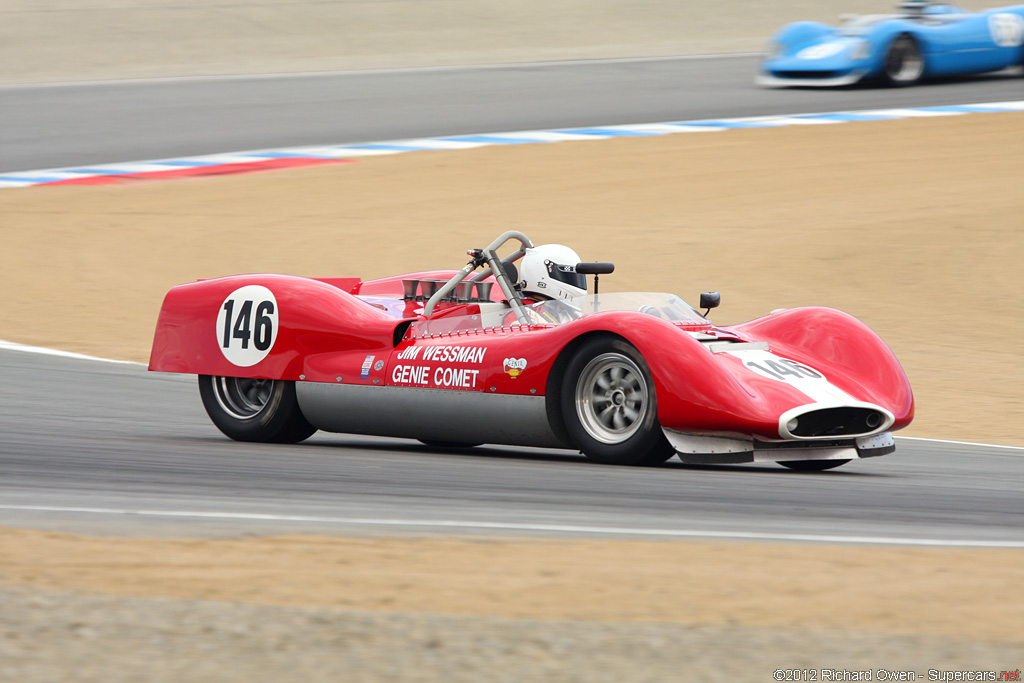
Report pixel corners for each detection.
[296,383,566,448]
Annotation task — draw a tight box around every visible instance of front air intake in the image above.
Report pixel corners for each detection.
[785,407,888,438]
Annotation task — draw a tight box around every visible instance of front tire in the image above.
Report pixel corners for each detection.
[882,34,924,86]
[199,375,317,443]
[560,337,675,466]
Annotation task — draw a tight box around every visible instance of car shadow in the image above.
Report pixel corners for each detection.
[303,436,888,476]
[171,434,888,476]
[781,69,1019,90]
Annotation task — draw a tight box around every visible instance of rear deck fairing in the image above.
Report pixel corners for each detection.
[149,274,404,381]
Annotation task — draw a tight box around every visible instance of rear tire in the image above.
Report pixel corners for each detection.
[199,375,317,443]
[779,459,851,472]
[882,34,924,86]
[560,337,675,466]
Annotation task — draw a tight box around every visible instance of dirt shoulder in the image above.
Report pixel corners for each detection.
[2,528,1022,645]
[6,586,1020,683]
[2,113,1022,445]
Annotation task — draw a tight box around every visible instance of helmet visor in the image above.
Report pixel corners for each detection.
[545,261,586,291]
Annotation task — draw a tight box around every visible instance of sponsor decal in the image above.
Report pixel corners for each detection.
[503,357,527,379]
[216,285,278,367]
[390,364,481,389]
[373,359,385,371]
[360,355,375,380]
[391,344,487,390]
[396,345,486,364]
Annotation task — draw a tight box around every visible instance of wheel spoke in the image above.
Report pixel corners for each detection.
[575,352,651,445]
[215,377,275,419]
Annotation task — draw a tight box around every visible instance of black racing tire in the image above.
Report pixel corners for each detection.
[779,459,851,472]
[560,337,676,466]
[199,375,317,443]
[882,34,924,86]
[418,440,482,449]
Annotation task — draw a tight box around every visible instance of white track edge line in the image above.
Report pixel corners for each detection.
[894,436,1024,451]
[1,505,1022,547]
[0,340,143,366]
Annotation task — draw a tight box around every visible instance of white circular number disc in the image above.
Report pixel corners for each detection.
[216,285,279,367]
[990,13,1024,48]
[796,43,844,60]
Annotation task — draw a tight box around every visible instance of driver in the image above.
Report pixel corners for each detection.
[516,244,587,322]
[897,0,931,14]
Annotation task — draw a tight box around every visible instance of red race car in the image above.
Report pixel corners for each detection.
[150,231,914,470]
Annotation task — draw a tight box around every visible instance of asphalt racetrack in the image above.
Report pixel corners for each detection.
[1,54,1021,173]
[2,348,1021,544]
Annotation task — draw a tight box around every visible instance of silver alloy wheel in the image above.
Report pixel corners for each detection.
[213,377,275,419]
[575,352,649,444]
[886,37,923,83]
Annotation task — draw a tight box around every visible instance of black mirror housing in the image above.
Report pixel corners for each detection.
[575,262,615,275]
[700,292,721,310]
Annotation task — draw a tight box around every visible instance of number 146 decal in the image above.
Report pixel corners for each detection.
[216,285,279,367]
[745,357,823,382]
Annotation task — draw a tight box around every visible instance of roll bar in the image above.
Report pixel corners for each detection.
[423,230,534,323]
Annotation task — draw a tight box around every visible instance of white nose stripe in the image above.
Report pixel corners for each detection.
[720,347,856,409]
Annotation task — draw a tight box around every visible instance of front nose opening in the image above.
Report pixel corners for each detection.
[787,407,887,437]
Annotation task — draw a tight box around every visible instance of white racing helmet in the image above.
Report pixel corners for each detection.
[518,244,587,301]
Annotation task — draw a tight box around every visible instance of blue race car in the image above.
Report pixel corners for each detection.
[758,1,1024,86]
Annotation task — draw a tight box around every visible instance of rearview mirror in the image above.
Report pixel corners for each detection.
[700,292,721,310]
[575,262,615,275]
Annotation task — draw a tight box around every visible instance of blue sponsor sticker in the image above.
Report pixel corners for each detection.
[361,354,374,379]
